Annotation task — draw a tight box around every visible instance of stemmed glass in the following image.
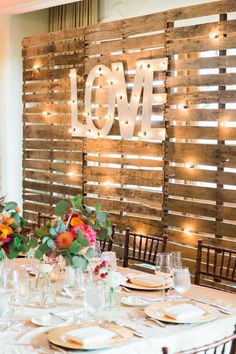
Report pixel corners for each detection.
[173,267,191,300]
[155,253,172,300]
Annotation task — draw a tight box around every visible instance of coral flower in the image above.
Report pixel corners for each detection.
[56,231,74,249]
[70,217,84,227]
[0,225,13,239]
[15,207,21,213]
[72,224,96,246]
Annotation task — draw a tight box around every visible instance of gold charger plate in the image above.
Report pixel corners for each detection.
[48,323,133,350]
[122,279,172,291]
[145,301,218,324]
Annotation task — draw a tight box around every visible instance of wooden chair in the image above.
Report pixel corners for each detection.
[195,240,236,291]
[98,224,116,252]
[162,325,236,354]
[37,213,54,227]
[123,228,168,268]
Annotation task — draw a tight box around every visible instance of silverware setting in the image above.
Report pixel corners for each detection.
[191,298,233,315]
[111,320,147,338]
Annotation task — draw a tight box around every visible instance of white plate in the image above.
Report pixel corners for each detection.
[31,315,64,327]
[121,296,151,307]
[145,301,218,324]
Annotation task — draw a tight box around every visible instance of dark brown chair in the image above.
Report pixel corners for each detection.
[37,213,54,227]
[162,325,236,354]
[123,228,168,268]
[195,240,236,291]
[98,224,116,252]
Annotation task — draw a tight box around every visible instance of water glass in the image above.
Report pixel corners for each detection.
[84,283,105,316]
[173,267,191,298]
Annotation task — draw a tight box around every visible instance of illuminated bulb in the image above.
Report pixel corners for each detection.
[86,82,91,87]
[83,112,90,117]
[138,131,147,138]
[209,32,218,39]
[179,104,188,109]
[68,128,73,134]
[185,162,194,168]
[133,95,139,101]
[42,111,49,116]
[184,228,191,235]
[33,64,40,71]
[219,122,226,127]
[103,181,112,186]
[68,171,76,177]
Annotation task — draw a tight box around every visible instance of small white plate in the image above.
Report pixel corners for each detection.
[121,296,150,307]
[31,314,64,327]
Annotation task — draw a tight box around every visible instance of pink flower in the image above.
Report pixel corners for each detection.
[72,224,96,246]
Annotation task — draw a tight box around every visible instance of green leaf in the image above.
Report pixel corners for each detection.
[69,240,82,254]
[49,227,58,237]
[75,229,83,238]
[85,247,96,260]
[13,235,21,249]
[95,203,101,215]
[70,194,83,210]
[71,255,88,269]
[55,200,69,217]
[29,237,38,249]
[47,239,56,250]
[35,227,47,238]
[34,249,44,261]
[4,201,17,211]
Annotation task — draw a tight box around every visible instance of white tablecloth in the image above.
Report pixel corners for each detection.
[0,263,235,354]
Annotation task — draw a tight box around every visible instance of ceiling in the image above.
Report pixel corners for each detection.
[0,0,79,14]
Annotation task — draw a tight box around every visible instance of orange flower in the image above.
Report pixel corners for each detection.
[56,231,74,249]
[0,225,13,239]
[70,217,84,227]
[15,207,20,213]
[5,217,15,225]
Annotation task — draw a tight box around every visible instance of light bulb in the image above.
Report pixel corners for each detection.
[209,32,218,39]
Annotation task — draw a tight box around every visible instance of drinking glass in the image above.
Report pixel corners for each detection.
[173,267,191,299]
[84,283,105,316]
[172,251,182,269]
[90,241,102,272]
[155,253,172,300]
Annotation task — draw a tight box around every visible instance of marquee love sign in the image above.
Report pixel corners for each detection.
[70,57,168,139]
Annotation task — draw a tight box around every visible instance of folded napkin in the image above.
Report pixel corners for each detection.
[130,276,164,288]
[163,303,205,321]
[65,326,115,346]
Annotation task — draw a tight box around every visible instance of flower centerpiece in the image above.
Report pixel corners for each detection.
[0,199,38,259]
[34,194,112,269]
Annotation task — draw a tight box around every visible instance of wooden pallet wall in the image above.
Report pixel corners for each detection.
[22,0,236,270]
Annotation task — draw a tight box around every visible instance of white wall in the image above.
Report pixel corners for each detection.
[99,0,219,22]
[0,10,48,205]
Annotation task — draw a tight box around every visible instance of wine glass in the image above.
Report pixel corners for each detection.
[172,251,182,269]
[102,251,117,271]
[173,267,191,299]
[155,253,172,300]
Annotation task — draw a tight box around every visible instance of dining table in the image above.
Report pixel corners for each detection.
[0,259,235,354]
